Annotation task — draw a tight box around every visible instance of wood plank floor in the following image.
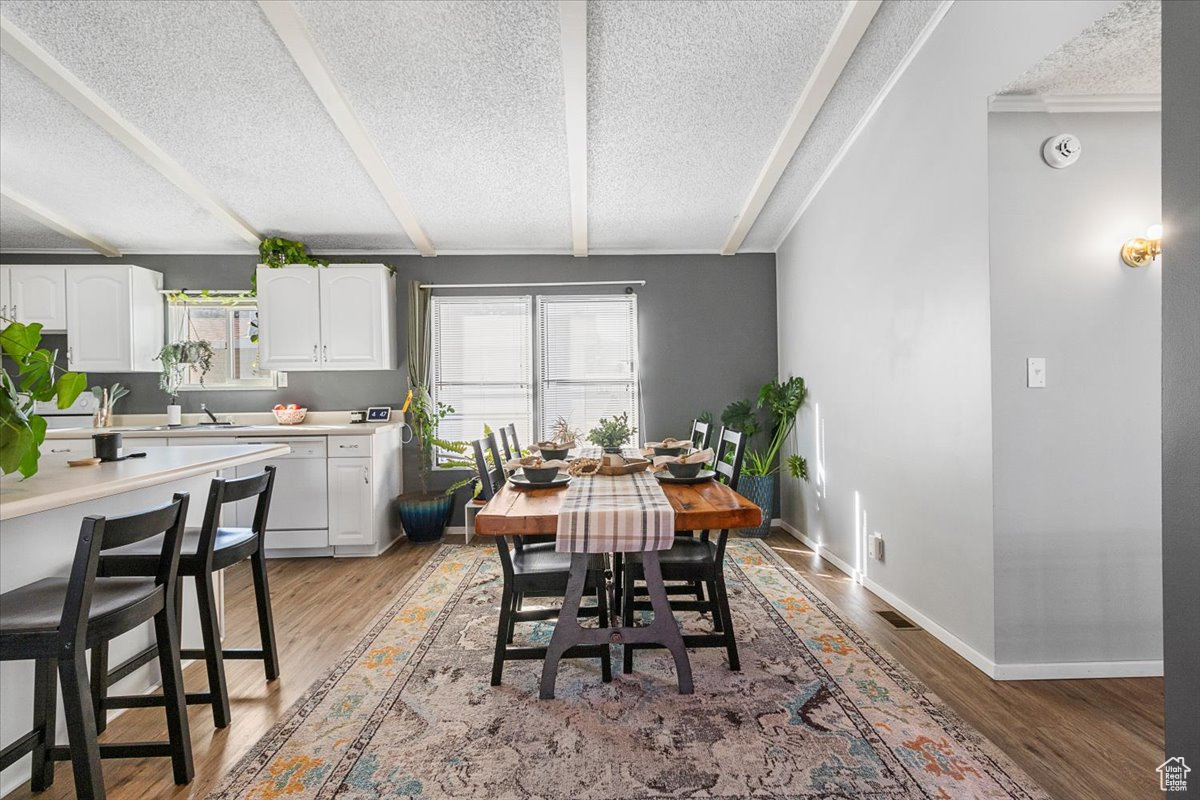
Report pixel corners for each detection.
[3,530,1163,800]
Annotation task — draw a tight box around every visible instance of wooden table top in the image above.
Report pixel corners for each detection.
[473,477,763,536]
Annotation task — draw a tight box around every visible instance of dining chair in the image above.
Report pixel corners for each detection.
[690,419,712,451]
[621,426,747,674]
[92,467,279,730]
[0,495,193,799]
[474,435,611,686]
[498,423,522,463]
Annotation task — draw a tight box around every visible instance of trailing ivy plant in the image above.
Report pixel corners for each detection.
[155,340,215,399]
[0,320,88,478]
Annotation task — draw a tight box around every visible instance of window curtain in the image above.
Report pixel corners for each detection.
[407,280,432,399]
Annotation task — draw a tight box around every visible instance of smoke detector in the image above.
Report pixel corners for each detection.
[1042,134,1082,168]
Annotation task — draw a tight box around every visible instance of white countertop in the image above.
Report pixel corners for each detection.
[45,421,401,439]
[0,444,291,521]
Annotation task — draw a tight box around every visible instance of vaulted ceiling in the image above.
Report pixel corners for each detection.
[1,0,947,256]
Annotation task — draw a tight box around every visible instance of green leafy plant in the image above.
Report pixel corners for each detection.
[407,390,471,494]
[155,340,215,399]
[90,382,130,425]
[740,376,808,477]
[440,424,497,498]
[586,412,637,450]
[0,320,88,478]
[721,398,761,440]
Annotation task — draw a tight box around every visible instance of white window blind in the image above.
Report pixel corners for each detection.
[167,300,275,390]
[537,295,639,442]
[431,296,533,451]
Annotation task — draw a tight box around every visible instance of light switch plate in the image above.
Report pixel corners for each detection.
[1027,357,1047,388]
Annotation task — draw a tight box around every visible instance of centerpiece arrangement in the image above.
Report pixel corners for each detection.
[532,416,581,460]
[586,411,636,454]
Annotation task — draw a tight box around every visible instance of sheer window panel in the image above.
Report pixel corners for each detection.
[431,296,533,459]
[538,295,638,441]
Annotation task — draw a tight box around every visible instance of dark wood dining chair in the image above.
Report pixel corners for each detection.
[0,495,193,799]
[498,423,522,463]
[690,419,712,450]
[92,467,279,730]
[622,426,747,674]
[473,435,611,686]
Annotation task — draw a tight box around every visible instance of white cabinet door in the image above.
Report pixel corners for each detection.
[0,266,10,319]
[256,267,322,371]
[10,267,67,331]
[328,457,374,546]
[319,268,386,370]
[65,268,132,371]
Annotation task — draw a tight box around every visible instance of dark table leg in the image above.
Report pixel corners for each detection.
[539,551,693,700]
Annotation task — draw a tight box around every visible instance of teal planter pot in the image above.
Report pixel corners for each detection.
[738,474,775,538]
[396,493,454,543]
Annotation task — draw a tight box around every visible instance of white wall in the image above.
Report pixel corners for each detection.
[989,111,1162,673]
[775,0,1119,673]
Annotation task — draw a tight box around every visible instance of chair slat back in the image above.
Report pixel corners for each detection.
[502,423,522,461]
[498,426,514,463]
[691,419,711,451]
[473,433,507,501]
[713,427,747,492]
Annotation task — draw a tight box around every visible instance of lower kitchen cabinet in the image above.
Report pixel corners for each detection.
[328,457,374,546]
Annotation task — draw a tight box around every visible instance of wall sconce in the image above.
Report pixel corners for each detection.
[1122,224,1163,268]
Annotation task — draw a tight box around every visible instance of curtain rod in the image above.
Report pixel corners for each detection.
[157,289,249,295]
[418,280,645,289]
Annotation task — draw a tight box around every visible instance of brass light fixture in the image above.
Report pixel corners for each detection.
[1122,224,1163,268]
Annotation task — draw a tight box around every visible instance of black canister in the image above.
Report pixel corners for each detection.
[93,432,123,462]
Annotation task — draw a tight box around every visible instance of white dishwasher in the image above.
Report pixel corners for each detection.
[233,438,330,557]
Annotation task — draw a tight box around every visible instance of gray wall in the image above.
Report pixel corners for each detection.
[775,0,1120,668]
[1,252,777,518]
[1162,0,1200,769]
[988,111,1162,667]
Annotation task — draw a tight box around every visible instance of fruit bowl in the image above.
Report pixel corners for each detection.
[272,407,307,425]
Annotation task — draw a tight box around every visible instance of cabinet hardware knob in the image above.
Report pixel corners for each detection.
[363,466,369,484]
[312,344,318,362]
[50,448,69,453]
[322,344,328,361]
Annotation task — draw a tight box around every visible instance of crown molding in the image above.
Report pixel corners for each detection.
[988,93,1161,113]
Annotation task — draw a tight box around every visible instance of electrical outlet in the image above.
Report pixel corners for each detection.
[277,372,289,388]
[869,533,885,562]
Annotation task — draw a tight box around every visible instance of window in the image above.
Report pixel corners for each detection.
[431,296,533,454]
[538,295,638,441]
[167,300,276,390]
[429,293,639,458]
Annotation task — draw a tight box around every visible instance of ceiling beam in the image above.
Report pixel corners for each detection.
[0,15,262,248]
[559,0,588,257]
[720,0,882,256]
[258,0,436,257]
[1,185,122,257]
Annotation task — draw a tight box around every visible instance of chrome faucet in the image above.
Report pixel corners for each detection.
[200,403,220,424]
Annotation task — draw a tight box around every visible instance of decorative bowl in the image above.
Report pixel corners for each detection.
[538,446,571,460]
[273,407,308,425]
[666,461,703,478]
[521,465,561,483]
[654,446,688,457]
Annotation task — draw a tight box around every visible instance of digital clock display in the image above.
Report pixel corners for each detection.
[366,406,391,422]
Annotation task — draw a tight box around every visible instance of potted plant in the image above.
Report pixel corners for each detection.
[0,320,88,478]
[535,415,581,459]
[725,376,809,538]
[155,340,215,422]
[586,411,637,454]
[396,391,464,542]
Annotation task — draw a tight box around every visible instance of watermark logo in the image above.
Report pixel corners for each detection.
[1158,757,1190,792]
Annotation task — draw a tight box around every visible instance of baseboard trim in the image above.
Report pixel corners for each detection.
[774,519,1163,682]
[775,519,1000,677]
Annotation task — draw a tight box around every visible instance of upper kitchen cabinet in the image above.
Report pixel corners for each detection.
[0,265,68,331]
[256,265,397,372]
[65,265,164,372]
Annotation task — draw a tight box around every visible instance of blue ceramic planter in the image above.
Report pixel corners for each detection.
[396,493,454,543]
[738,474,775,538]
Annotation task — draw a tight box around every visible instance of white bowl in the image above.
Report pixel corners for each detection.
[272,407,308,425]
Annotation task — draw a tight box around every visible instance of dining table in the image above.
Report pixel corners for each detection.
[474,463,762,699]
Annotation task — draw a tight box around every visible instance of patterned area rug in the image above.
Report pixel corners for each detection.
[208,541,1046,799]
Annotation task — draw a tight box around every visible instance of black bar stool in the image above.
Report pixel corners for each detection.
[91,467,279,730]
[0,495,193,799]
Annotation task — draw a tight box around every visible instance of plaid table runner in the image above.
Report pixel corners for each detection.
[555,448,676,553]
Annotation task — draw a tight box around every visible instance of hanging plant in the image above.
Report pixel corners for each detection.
[155,340,215,399]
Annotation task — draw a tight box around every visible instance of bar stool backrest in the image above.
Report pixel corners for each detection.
[713,427,747,492]
[194,466,277,564]
[63,494,190,644]
[473,433,507,501]
[691,419,711,451]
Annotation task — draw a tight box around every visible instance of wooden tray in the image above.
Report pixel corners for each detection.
[596,458,651,476]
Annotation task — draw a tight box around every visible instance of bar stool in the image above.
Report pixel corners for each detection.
[91,467,278,730]
[0,495,193,799]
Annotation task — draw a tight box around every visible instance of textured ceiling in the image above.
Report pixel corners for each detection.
[998,0,1160,96]
[0,0,969,255]
[0,194,83,249]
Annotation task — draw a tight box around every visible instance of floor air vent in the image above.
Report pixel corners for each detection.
[877,610,919,630]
